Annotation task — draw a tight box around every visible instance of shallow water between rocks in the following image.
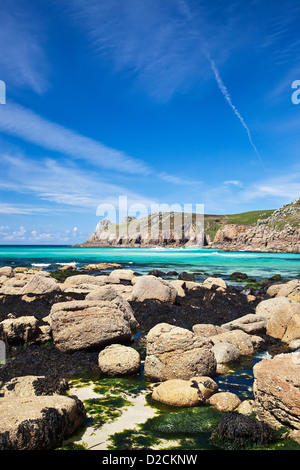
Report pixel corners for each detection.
[58,351,299,451]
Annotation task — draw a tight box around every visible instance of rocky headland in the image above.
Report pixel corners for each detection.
[0,263,300,450]
[78,199,300,253]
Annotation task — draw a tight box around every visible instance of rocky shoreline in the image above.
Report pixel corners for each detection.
[0,263,300,450]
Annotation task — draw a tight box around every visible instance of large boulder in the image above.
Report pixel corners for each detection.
[131,275,177,303]
[19,273,61,295]
[85,285,137,327]
[144,323,216,381]
[50,298,138,353]
[98,344,141,376]
[0,395,85,450]
[152,376,218,407]
[266,301,300,344]
[255,297,293,321]
[211,341,241,364]
[253,352,300,430]
[108,269,136,283]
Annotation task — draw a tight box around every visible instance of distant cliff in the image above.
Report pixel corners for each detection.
[79,199,300,253]
[80,212,205,247]
[210,199,300,253]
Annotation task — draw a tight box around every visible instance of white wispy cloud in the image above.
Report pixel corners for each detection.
[0,102,151,176]
[0,152,156,211]
[0,0,49,94]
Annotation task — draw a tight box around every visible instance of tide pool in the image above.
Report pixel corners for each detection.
[0,245,299,280]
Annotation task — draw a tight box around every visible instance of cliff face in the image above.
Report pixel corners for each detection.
[80,200,300,253]
[211,199,300,253]
[81,212,205,247]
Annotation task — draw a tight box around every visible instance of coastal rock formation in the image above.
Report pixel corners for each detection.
[211,199,300,253]
[253,353,300,430]
[0,395,85,450]
[144,323,217,381]
[80,212,204,247]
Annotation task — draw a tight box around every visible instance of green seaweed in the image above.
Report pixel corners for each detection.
[84,395,133,428]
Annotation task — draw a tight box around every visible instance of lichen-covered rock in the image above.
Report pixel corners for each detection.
[98,344,141,376]
[0,395,85,450]
[144,323,216,381]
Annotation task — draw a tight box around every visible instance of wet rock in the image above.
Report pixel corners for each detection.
[178,272,195,282]
[208,392,241,412]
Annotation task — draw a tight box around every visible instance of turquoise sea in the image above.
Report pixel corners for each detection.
[0,245,299,280]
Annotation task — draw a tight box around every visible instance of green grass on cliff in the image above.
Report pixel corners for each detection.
[204,209,275,241]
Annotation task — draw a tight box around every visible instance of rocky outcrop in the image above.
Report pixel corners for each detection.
[253,352,300,430]
[80,212,204,247]
[211,199,300,253]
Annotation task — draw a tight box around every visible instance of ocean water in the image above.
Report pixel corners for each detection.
[0,245,299,280]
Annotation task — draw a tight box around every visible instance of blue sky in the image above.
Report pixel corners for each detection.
[0,0,300,244]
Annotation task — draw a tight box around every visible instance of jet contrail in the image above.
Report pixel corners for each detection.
[209,57,265,170]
